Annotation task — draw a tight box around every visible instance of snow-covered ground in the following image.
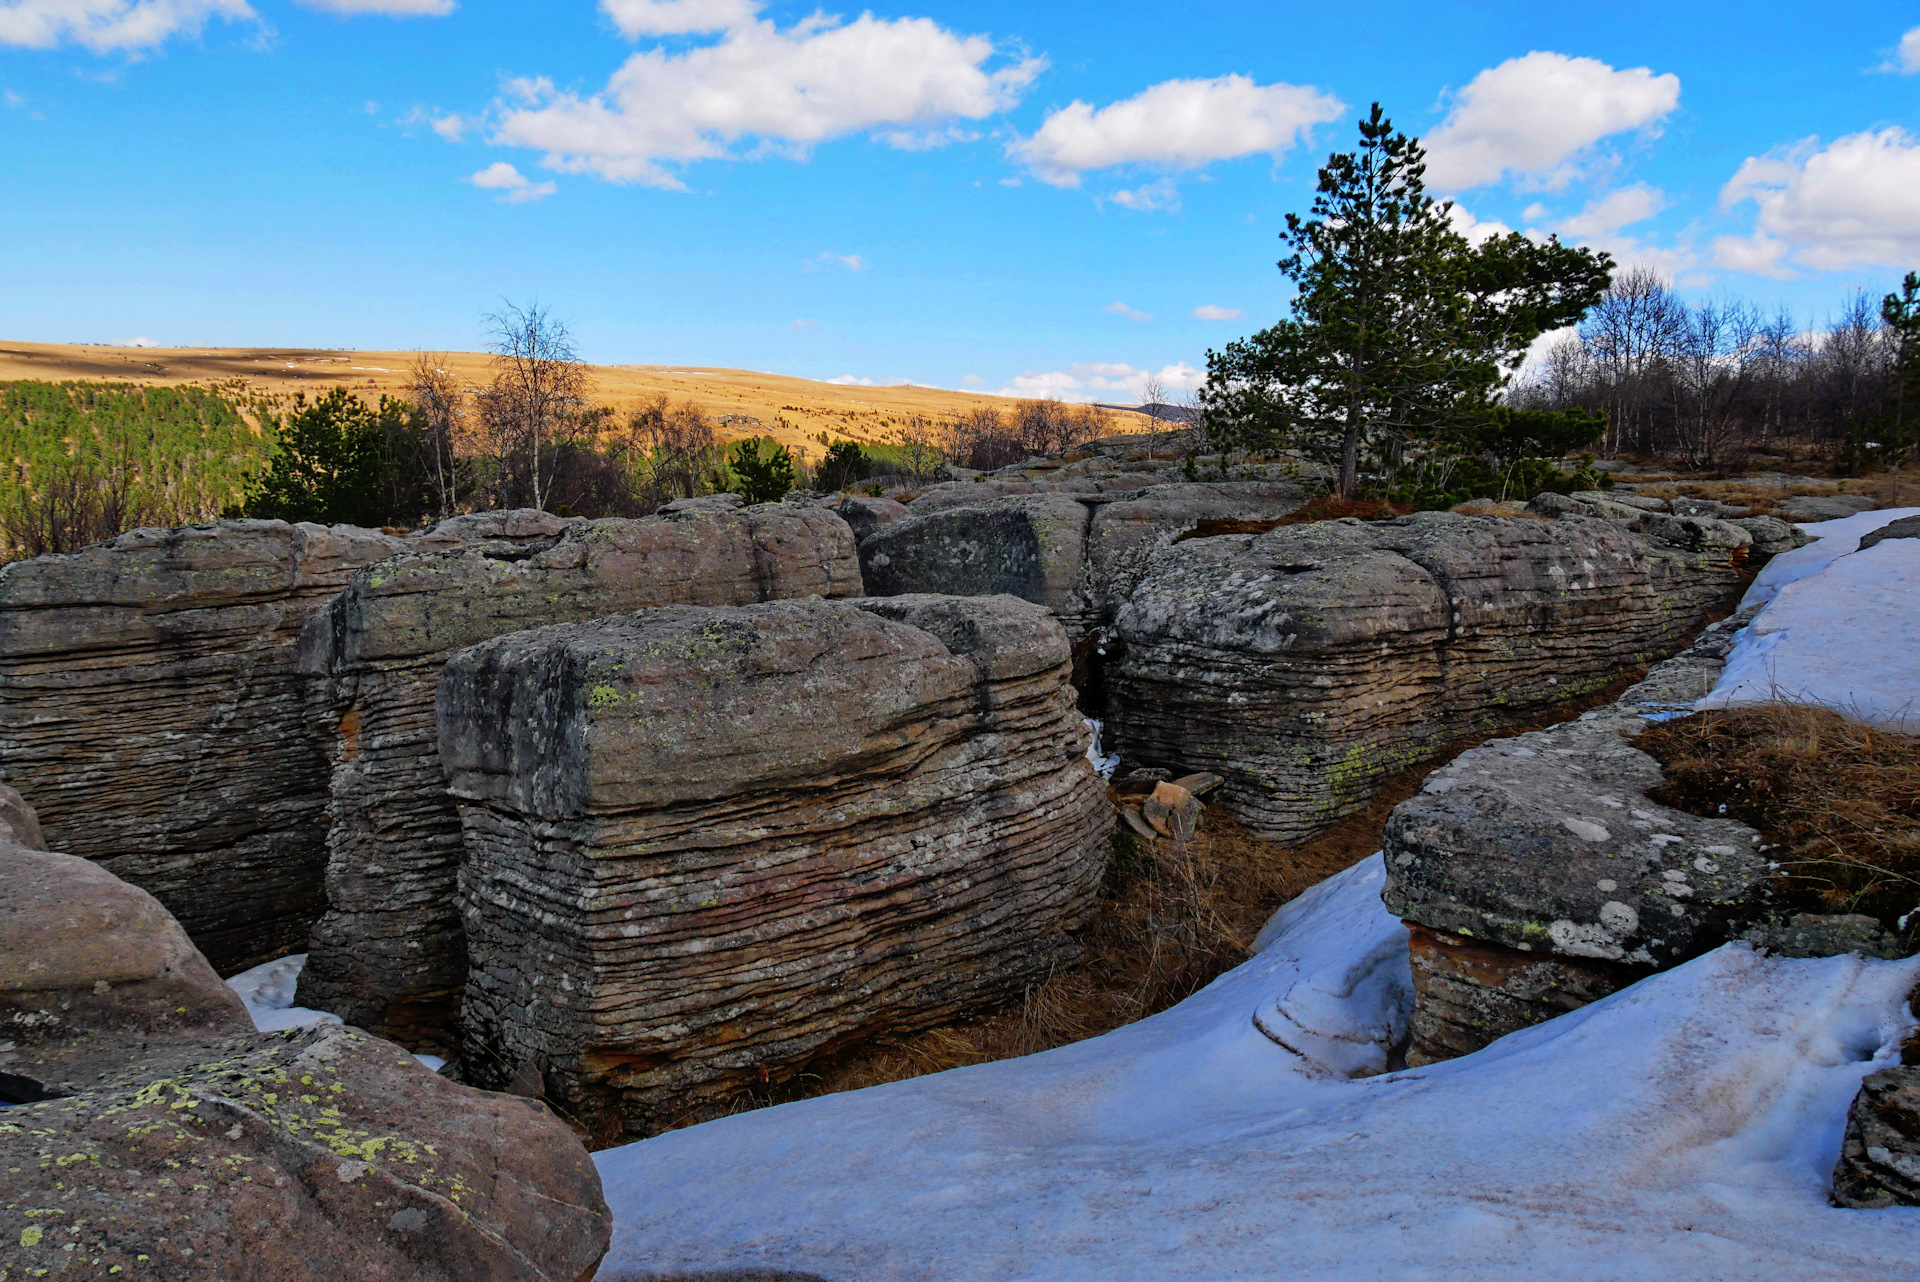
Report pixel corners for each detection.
[1708,506,1920,732]
[224,954,445,1071]
[595,857,1920,1280]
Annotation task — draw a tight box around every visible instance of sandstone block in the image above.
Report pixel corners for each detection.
[1859,513,1920,550]
[0,520,406,972]
[437,594,1110,1141]
[831,494,911,542]
[1108,512,1742,841]
[1778,493,1878,522]
[1,1024,611,1280]
[1832,1065,1920,1208]
[296,507,863,1049]
[1403,923,1631,1066]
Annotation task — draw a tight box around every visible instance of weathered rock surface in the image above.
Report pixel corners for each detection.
[297,506,863,1050]
[1735,514,1812,556]
[0,519,407,972]
[1,809,610,1279]
[1378,611,1887,1063]
[438,594,1109,1141]
[1,831,253,1091]
[1859,513,1920,550]
[860,481,1309,644]
[1108,512,1743,841]
[1,1024,612,1280]
[1832,1063,1920,1208]
[829,494,911,542]
[1779,493,1878,522]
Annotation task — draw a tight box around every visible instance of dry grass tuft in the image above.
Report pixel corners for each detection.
[1638,704,1920,929]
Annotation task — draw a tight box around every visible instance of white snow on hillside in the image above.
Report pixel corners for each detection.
[595,857,1920,1280]
[1710,507,1920,732]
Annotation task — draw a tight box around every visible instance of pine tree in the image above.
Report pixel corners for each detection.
[1204,104,1614,497]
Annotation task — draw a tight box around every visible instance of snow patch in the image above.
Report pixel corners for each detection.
[225,954,445,1071]
[595,856,1920,1278]
[1083,716,1120,780]
[1741,506,1920,609]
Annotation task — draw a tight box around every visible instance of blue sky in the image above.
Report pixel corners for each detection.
[3,1,1918,401]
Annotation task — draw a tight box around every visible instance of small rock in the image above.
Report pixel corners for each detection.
[1779,493,1878,522]
[1859,514,1920,551]
[1832,1066,1920,1208]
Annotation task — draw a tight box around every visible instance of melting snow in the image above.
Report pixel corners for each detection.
[595,856,1920,1279]
[225,953,444,1071]
[1742,506,1920,609]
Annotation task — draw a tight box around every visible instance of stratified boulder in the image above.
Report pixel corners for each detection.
[1108,513,1743,841]
[297,506,863,1050]
[1084,481,1308,619]
[1832,1064,1920,1208]
[831,495,911,542]
[0,813,610,1279]
[438,594,1109,1141]
[1,1024,611,1281]
[1779,493,1877,522]
[0,519,406,972]
[1859,514,1920,550]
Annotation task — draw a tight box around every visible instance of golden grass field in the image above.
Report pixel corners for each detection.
[0,340,1143,460]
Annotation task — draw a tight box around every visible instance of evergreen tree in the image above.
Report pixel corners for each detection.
[814,439,871,492]
[1204,104,1614,497]
[728,438,797,505]
[244,388,396,527]
[1879,272,1920,502]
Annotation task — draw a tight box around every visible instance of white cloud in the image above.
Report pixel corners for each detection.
[960,373,983,386]
[789,318,819,329]
[1717,128,1920,272]
[808,252,864,272]
[600,0,755,38]
[1443,203,1514,244]
[1013,74,1341,188]
[1423,52,1680,191]
[1528,185,1692,278]
[1556,184,1665,238]
[0,0,255,53]
[1190,304,1242,321]
[490,13,1042,189]
[1889,25,1920,73]
[2,89,24,108]
[1104,301,1150,322]
[993,360,1202,403]
[825,374,875,385]
[1106,177,1179,212]
[297,0,453,15]
[468,161,556,203]
[120,336,158,347]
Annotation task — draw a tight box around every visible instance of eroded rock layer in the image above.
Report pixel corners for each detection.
[0,520,406,972]
[1107,512,1743,841]
[438,594,1110,1141]
[296,506,863,1049]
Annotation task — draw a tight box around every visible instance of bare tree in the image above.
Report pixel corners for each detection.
[407,353,464,519]
[1140,374,1167,422]
[479,301,589,511]
[629,395,724,506]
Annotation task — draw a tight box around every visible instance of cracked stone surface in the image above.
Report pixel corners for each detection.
[1108,512,1743,841]
[437,594,1110,1142]
[296,506,863,1052]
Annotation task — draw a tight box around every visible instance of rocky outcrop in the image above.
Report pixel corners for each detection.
[830,494,911,542]
[858,481,1309,644]
[1378,612,1834,1063]
[0,786,612,1278]
[1832,1063,1920,1208]
[2,1023,612,1280]
[1107,512,1743,842]
[296,506,863,1050]
[438,594,1109,1142]
[1860,513,1920,550]
[0,519,407,973]
[1779,493,1878,522]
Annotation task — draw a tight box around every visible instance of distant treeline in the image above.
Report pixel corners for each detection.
[1517,267,1920,473]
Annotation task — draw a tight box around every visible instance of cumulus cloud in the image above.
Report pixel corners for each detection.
[297,0,453,15]
[468,161,556,203]
[1443,203,1515,244]
[1191,304,1242,321]
[1716,128,1920,272]
[825,373,875,385]
[601,0,755,38]
[1543,185,1691,277]
[1106,177,1179,212]
[993,360,1202,403]
[0,0,255,53]
[1888,25,1920,73]
[1423,52,1680,191]
[490,13,1042,189]
[1013,74,1341,188]
[1104,301,1150,322]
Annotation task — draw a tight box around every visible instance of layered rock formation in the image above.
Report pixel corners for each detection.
[0,519,406,972]
[1107,512,1744,842]
[0,800,610,1279]
[296,506,863,1050]
[1378,612,1860,1063]
[858,481,1309,644]
[438,594,1109,1141]
[1832,1063,1920,1208]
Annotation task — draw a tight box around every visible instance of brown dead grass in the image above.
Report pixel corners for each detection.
[798,670,1653,1100]
[1639,704,1920,932]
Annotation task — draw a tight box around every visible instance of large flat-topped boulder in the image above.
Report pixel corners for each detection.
[438,594,1110,1142]
[1107,513,1743,841]
[0,519,407,972]
[297,505,863,1050]
[860,481,1311,645]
